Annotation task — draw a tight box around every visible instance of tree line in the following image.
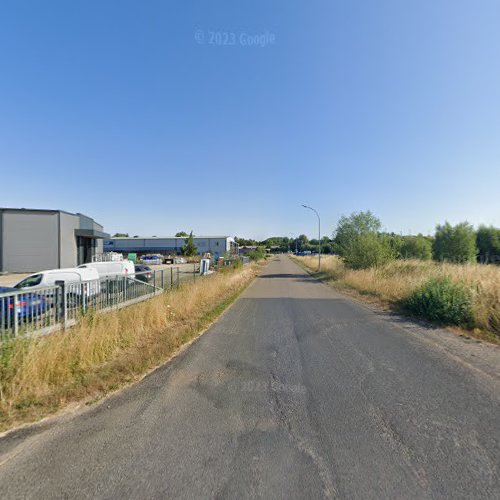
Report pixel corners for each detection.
[236,211,500,268]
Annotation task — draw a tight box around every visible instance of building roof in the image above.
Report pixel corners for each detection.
[0,207,104,227]
[108,236,234,240]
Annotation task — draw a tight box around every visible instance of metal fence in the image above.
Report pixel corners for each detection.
[0,265,201,345]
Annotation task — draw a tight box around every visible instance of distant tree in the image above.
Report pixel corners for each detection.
[476,225,500,264]
[297,234,309,251]
[433,222,477,263]
[133,235,139,238]
[113,232,129,237]
[235,237,258,246]
[383,233,403,258]
[321,243,333,254]
[175,231,189,237]
[400,235,432,260]
[181,231,197,256]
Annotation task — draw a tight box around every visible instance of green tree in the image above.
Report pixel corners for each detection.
[175,231,189,237]
[385,233,404,258]
[181,231,197,256]
[333,211,381,254]
[321,243,333,254]
[400,235,432,260]
[433,222,477,263]
[297,234,309,251]
[235,237,258,246]
[476,225,500,264]
[333,211,394,269]
[112,233,129,237]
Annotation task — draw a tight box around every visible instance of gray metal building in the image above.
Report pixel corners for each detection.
[104,236,238,258]
[0,208,109,273]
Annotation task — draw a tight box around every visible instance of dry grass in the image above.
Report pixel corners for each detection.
[295,255,500,340]
[0,263,261,431]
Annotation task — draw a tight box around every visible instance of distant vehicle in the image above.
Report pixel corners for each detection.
[0,286,49,323]
[134,265,153,283]
[13,268,100,296]
[141,255,163,265]
[78,260,135,279]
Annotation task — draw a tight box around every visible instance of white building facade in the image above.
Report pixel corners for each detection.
[104,236,238,259]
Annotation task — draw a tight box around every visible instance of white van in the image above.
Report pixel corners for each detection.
[14,268,101,296]
[78,260,135,279]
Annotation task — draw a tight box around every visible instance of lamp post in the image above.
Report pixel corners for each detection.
[301,205,321,270]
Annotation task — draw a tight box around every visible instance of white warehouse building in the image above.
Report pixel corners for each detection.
[104,236,238,259]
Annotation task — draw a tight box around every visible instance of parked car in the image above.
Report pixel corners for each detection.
[0,286,49,324]
[13,268,100,297]
[78,260,135,279]
[134,265,153,283]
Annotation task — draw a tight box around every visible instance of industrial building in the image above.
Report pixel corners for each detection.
[104,236,238,258]
[0,208,109,273]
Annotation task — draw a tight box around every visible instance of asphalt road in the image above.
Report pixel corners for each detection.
[0,256,499,499]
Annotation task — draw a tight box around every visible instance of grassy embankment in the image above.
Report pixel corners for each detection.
[0,262,262,432]
[294,255,500,344]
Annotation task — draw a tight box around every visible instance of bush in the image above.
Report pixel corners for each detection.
[343,233,395,270]
[400,236,432,260]
[433,222,477,263]
[402,277,474,327]
[248,246,266,261]
[476,225,500,264]
[333,211,395,269]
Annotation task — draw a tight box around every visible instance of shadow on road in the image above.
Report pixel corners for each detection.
[259,273,306,279]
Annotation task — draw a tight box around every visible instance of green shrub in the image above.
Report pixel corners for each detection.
[476,225,500,264]
[400,236,432,260]
[232,259,243,269]
[433,222,477,263]
[248,246,266,261]
[343,233,395,270]
[402,277,474,327]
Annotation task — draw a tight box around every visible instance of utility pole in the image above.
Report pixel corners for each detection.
[301,205,321,270]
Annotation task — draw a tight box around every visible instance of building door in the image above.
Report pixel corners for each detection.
[77,237,93,265]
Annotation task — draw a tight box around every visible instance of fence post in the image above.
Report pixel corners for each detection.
[81,283,87,313]
[56,281,67,329]
[124,276,128,303]
[13,293,19,337]
[177,267,180,287]
[171,267,173,290]
[193,263,196,281]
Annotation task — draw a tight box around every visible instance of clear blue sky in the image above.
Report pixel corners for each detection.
[1,0,499,240]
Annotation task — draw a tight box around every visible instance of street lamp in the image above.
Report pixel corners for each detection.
[301,205,321,270]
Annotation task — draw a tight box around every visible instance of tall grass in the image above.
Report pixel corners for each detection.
[295,255,500,338]
[0,264,260,431]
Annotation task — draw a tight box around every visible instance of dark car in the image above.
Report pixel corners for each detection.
[134,265,153,283]
[0,286,49,326]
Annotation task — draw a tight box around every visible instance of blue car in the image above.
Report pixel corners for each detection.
[0,287,49,325]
